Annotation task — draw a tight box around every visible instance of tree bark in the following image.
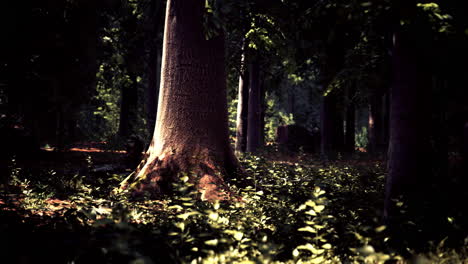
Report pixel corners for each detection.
[384,30,432,220]
[119,14,140,139]
[147,48,161,135]
[344,85,356,153]
[121,0,239,200]
[146,0,164,135]
[235,46,249,154]
[463,122,468,173]
[382,91,390,155]
[259,78,266,146]
[368,91,384,154]
[321,92,341,160]
[119,73,138,138]
[246,59,262,152]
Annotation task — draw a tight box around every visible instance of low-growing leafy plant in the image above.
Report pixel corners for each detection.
[1,151,467,263]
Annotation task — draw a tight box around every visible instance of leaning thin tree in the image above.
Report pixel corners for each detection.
[120,0,240,200]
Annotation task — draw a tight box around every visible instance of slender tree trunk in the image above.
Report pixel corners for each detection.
[463,122,468,173]
[345,85,356,153]
[318,33,345,160]
[321,92,340,160]
[334,102,345,153]
[384,30,432,220]
[320,94,336,160]
[259,78,266,146]
[246,60,262,152]
[368,91,384,154]
[235,45,249,154]
[121,0,239,200]
[119,14,142,139]
[431,77,448,178]
[382,91,390,155]
[119,73,138,138]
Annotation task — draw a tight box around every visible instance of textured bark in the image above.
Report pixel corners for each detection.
[246,60,262,152]
[121,0,239,200]
[384,30,432,219]
[235,46,249,154]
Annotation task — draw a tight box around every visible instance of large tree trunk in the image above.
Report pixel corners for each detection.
[235,46,249,154]
[384,30,432,220]
[121,0,239,200]
[246,60,262,152]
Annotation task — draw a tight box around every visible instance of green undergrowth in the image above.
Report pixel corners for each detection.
[0,153,467,263]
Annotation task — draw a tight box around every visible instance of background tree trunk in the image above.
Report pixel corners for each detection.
[121,0,239,200]
[147,48,161,135]
[146,0,164,136]
[368,91,384,154]
[235,46,249,154]
[260,78,266,146]
[119,14,140,139]
[119,73,138,138]
[246,60,262,152]
[321,92,340,160]
[463,122,468,174]
[344,85,356,153]
[384,30,433,220]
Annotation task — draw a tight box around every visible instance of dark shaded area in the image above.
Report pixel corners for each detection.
[276,124,319,153]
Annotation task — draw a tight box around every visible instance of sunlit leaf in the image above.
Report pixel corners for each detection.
[322,243,332,249]
[375,225,386,232]
[298,226,317,233]
[233,231,243,241]
[204,239,218,246]
[314,205,325,213]
[177,211,199,220]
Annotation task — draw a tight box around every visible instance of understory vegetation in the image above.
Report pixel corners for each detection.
[1,150,466,264]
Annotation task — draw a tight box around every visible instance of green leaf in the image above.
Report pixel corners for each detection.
[322,243,332,249]
[204,239,219,246]
[233,231,244,241]
[176,211,199,220]
[174,222,185,231]
[314,205,325,213]
[375,225,386,232]
[298,226,317,233]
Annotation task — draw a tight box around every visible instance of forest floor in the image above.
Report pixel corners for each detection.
[0,144,467,263]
